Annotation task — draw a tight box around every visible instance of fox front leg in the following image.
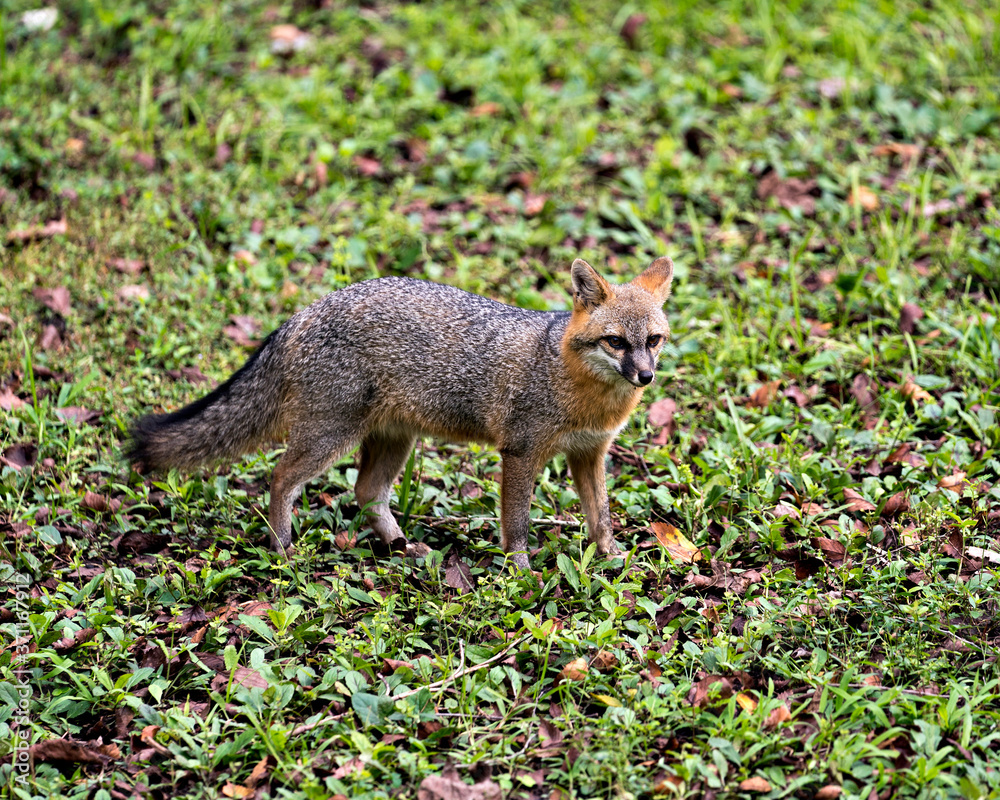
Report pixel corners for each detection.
[566,443,621,557]
[499,451,538,570]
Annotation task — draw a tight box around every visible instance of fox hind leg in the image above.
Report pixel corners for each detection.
[269,430,356,552]
[355,428,418,550]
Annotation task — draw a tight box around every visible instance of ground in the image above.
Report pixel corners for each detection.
[1,1,999,798]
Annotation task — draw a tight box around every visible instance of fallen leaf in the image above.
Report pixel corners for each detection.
[849,185,879,211]
[354,155,382,177]
[523,194,547,216]
[559,657,589,682]
[817,77,845,99]
[471,101,501,117]
[57,406,102,428]
[590,650,618,672]
[763,703,792,729]
[899,302,923,334]
[651,522,701,563]
[245,756,270,789]
[872,142,921,163]
[33,286,71,316]
[82,491,119,513]
[647,398,677,441]
[772,502,800,520]
[842,488,876,513]
[538,718,563,748]
[233,249,257,266]
[900,377,933,404]
[417,763,502,800]
[736,692,757,712]
[8,218,68,243]
[815,786,842,800]
[688,675,733,707]
[1,443,38,471]
[783,385,810,408]
[53,627,98,651]
[740,777,772,792]
[619,13,647,49]
[747,380,780,409]
[29,739,113,765]
[223,315,261,347]
[938,472,967,494]
[221,784,254,798]
[882,492,910,517]
[0,386,26,411]
[812,536,846,565]
[39,324,63,350]
[757,171,817,215]
[107,257,144,275]
[270,24,312,55]
[444,556,474,593]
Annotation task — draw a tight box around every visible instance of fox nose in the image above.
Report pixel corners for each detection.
[637,370,654,385]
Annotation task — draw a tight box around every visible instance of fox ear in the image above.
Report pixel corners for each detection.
[634,256,674,303]
[571,259,612,311]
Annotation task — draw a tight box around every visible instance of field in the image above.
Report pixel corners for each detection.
[2,1,1000,798]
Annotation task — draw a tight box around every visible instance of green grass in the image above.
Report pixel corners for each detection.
[2,0,1000,798]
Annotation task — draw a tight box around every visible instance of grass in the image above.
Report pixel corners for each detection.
[2,0,1000,797]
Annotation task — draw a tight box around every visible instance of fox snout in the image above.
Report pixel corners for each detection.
[619,348,658,387]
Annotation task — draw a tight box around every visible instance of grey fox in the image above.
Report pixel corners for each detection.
[126,257,674,568]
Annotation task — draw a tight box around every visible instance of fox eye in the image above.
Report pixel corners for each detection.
[604,336,626,349]
[647,334,663,348]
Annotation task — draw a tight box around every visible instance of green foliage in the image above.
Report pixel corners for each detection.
[2,0,1000,798]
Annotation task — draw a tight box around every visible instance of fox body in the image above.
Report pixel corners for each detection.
[127,257,674,568]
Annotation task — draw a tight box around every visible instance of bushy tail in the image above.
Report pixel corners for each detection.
[125,331,286,471]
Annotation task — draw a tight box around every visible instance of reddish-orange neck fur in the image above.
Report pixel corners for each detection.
[558,314,643,432]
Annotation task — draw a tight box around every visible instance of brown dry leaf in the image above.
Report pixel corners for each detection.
[882,492,910,517]
[740,777,772,793]
[334,530,357,550]
[652,774,683,794]
[523,194,547,216]
[107,257,145,275]
[56,406,101,425]
[849,185,879,211]
[0,386,26,411]
[33,286,72,316]
[772,502,800,520]
[416,763,502,800]
[938,472,967,494]
[116,284,150,304]
[354,155,382,177]
[233,249,257,266]
[885,443,926,469]
[223,315,261,348]
[651,522,701,563]
[228,667,268,689]
[590,650,618,672]
[747,380,780,409]
[763,703,792,729]
[538,718,563,749]
[872,142,921,162]
[139,725,171,755]
[736,692,757,713]
[899,302,924,334]
[240,601,273,617]
[647,398,677,429]
[221,784,254,799]
[8,218,68,243]
[132,151,157,171]
[619,13,647,49]
[559,657,589,682]
[245,756,271,789]
[900,377,933,404]
[39,324,65,348]
[444,556,474,593]
[757,172,818,215]
[2,442,38,471]
[688,675,733,708]
[783,385,810,408]
[800,502,825,516]
[471,101,501,117]
[82,491,120,513]
[842,488,876,513]
[29,739,113,765]
[815,786,842,800]
[53,627,98,652]
[270,24,312,55]
[812,536,846,565]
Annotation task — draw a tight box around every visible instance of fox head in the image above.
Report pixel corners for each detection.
[565,257,673,388]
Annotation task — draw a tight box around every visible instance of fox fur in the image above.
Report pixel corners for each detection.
[126,257,674,568]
